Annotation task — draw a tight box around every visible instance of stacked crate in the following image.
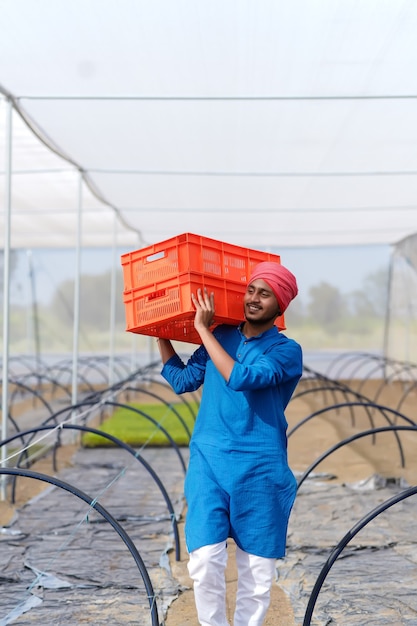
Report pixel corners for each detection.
[121,233,285,344]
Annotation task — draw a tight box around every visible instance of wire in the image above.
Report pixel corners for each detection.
[87,168,417,177]
[4,167,417,178]
[117,205,417,214]
[16,94,417,101]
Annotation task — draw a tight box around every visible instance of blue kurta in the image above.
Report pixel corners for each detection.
[161,323,303,558]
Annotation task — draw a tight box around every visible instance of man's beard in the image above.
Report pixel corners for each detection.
[244,307,280,326]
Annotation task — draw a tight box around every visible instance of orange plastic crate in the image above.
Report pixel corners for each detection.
[121,233,285,344]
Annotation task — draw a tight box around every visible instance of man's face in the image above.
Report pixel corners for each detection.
[243,278,281,325]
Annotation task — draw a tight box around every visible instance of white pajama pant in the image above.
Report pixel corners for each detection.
[187,541,277,626]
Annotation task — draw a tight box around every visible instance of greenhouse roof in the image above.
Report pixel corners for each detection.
[1,0,417,250]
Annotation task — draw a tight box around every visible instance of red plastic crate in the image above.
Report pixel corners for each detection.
[121,233,286,344]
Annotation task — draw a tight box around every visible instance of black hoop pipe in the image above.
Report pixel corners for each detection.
[372,361,417,406]
[50,362,96,392]
[10,394,186,478]
[302,485,417,625]
[288,401,416,469]
[86,385,193,441]
[297,425,417,490]
[8,354,48,375]
[38,400,187,473]
[354,359,388,390]
[139,376,200,420]
[12,371,72,403]
[7,378,56,420]
[0,424,181,562]
[125,386,193,439]
[323,351,371,379]
[291,385,376,429]
[397,379,417,413]
[292,383,349,418]
[0,467,161,626]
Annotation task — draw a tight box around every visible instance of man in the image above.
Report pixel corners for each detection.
[156,261,302,626]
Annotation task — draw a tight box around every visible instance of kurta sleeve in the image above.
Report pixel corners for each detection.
[227,338,302,404]
[161,345,209,393]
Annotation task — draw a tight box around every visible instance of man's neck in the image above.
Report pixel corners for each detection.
[241,320,276,338]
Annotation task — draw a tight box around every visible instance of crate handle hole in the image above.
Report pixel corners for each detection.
[147,289,167,301]
[146,251,166,263]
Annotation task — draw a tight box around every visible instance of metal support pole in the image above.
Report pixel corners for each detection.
[27,250,41,373]
[382,250,394,379]
[108,213,117,386]
[71,171,83,415]
[1,97,13,500]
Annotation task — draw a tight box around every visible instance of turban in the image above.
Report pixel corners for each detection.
[248,261,298,313]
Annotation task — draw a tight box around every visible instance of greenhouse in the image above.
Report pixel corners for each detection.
[1,2,417,624]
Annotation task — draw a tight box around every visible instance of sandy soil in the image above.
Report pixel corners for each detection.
[1,377,416,625]
[0,442,79,527]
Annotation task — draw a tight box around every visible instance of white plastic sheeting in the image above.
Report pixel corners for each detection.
[0,101,141,249]
[1,0,417,251]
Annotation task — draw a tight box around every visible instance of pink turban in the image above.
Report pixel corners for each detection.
[248,261,298,313]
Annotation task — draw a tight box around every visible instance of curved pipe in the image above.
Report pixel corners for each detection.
[11,399,187,479]
[0,467,161,626]
[297,370,359,413]
[297,425,417,490]
[8,354,48,375]
[50,362,96,393]
[292,383,350,416]
[1,424,181,561]
[324,351,373,380]
[372,362,417,407]
[86,385,194,440]
[356,358,403,396]
[291,385,376,429]
[303,485,417,625]
[5,379,57,470]
[124,386,193,439]
[7,378,56,421]
[43,400,188,473]
[12,371,72,403]
[139,376,200,420]
[396,379,417,413]
[351,357,388,388]
[288,402,416,469]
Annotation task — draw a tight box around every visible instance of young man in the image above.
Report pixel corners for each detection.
[157,261,302,626]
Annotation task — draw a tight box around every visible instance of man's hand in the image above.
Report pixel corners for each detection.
[191,288,234,382]
[191,288,215,332]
